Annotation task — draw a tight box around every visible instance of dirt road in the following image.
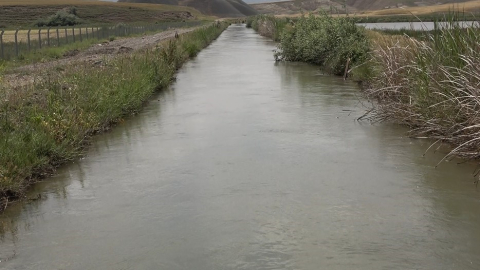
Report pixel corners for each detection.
[3,27,199,88]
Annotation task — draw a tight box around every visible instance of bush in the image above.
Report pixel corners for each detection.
[35,7,82,27]
[247,15,288,41]
[275,13,370,76]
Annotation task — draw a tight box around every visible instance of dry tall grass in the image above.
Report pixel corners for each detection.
[365,18,480,161]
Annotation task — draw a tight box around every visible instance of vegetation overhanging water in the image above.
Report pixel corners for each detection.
[0,22,228,208]
[247,13,480,171]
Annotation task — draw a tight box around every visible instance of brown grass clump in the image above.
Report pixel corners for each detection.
[364,18,480,161]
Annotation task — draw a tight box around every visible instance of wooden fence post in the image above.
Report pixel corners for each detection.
[14,29,19,57]
[38,29,42,49]
[27,29,31,51]
[47,27,51,47]
[0,30,4,59]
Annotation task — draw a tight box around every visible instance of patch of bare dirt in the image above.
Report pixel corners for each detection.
[3,27,197,88]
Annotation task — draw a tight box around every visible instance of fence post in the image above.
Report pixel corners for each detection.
[47,27,51,47]
[27,29,31,51]
[0,30,4,59]
[72,27,75,43]
[38,29,42,49]
[14,29,19,57]
[65,28,68,44]
[96,27,99,39]
[79,27,82,42]
[86,27,89,39]
[56,28,60,46]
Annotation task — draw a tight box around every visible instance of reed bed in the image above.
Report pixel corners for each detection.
[248,12,480,163]
[365,18,480,160]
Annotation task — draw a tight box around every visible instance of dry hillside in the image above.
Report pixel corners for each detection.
[0,0,201,28]
[252,0,353,15]
[119,0,258,17]
[252,0,478,15]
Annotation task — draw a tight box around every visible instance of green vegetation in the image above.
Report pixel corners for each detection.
[0,22,227,205]
[246,15,288,41]
[0,21,205,65]
[275,14,370,76]
[35,6,82,27]
[248,14,370,76]
[248,12,480,161]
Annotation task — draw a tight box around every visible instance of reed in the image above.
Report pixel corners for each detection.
[365,14,480,160]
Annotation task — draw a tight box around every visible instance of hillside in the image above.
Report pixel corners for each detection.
[118,0,258,17]
[251,0,479,15]
[0,0,201,28]
[251,0,353,15]
[344,0,474,10]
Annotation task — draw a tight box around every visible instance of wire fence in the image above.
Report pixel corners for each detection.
[0,21,203,60]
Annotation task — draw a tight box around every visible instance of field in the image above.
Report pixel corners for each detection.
[356,0,480,16]
[0,0,207,28]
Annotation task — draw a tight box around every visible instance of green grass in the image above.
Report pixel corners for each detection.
[0,21,206,67]
[0,22,228,206]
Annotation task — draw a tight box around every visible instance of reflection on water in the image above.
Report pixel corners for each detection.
[1,25,480,270]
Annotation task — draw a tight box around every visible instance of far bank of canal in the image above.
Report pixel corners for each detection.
[1,25,480,270]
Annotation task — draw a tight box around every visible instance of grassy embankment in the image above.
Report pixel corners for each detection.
[247,13,480,165]
[1,21,205,66]
[0,22,228,207]
[0,0,212,64]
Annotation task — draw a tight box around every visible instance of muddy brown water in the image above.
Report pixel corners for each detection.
[1,25,480,270]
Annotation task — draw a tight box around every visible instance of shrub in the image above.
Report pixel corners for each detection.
[35,7,82,27]
[275,13,370,76]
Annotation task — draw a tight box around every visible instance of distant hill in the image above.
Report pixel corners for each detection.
[0,0,201,28]
[119,0,258,17]
[251,0,352,15]
[251,0,477,15]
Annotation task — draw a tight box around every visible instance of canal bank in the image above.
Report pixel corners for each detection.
[248,14,480,164]
[1,24,480,270]
[0,23,228,208]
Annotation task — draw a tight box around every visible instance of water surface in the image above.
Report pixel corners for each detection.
[1,25,480,270]
[359,21,476,30]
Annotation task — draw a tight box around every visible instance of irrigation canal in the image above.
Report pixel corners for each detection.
[1,24,480,270]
